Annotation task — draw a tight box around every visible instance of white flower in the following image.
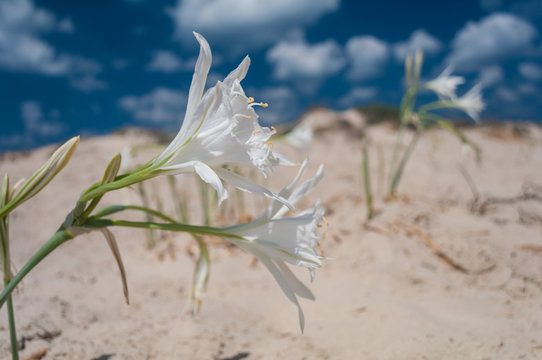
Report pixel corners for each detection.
[425,66,465,99]
[222,160,325,331]
[453,83,485,122]
[283,121,313,154]
[153,33,294,205]
[119,146,136,173]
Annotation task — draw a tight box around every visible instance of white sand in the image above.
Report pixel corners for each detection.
[1,111,542,359]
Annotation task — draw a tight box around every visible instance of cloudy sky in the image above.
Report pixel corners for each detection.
[1,0,542,151]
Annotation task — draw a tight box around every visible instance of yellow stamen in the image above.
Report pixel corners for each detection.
[271,126,277,132]
[247,97,254,103]
[267,141,274,149]
[252,129,261,135]
[261,102,269,108]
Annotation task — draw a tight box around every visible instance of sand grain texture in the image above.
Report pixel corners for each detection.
[1,116,542,359]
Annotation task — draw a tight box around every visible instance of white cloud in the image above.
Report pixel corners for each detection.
[338,86,378,107]
[517,83,539,95]
[57,18,74,33]
[266,38,345,81]
[518,62,542,80]
[447,13,538,71]
[477,65,504,87]
[393,29,442,62]
[345,36,389,81]
[147,51,184,73]
[20,101,65,137]
[0,0,105,92]
[118,87,187,125]
[70,74,107,93]
[495,85,518,102]
[168,0,339,53]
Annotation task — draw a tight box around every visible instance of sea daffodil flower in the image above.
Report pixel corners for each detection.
[283,121,313,154]
[424,66,465,100]
[221,160,325,331]
[152,33,293,205]
[453,83,485,122]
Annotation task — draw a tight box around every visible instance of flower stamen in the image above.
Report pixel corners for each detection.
[247,97,255,104]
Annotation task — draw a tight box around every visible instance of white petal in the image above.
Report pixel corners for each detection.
[243,245,306,332]
[193,161,228,205]
[215,167,293,211]
[223,56,250,87]
[183,32,212,129]
[274,164,324,218]
[276,261,315,301]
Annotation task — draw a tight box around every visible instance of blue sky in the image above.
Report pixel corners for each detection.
[1,0,542,151]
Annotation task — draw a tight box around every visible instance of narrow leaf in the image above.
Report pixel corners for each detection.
[100,228,129,304]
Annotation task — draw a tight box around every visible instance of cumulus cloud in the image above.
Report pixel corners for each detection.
[118,88,187,125]
[477,66,504,87]
[57,18,74,33]
[393,29,442,62]
[147,51,184,73]
[167,0,339,53]
[518,62,542,80]
[0,0,105,91]
[345,36,389,81]
[338,86,378,107]
[20,101,65,137]
[266,38,345,81]
[447,13,538,72]
[495,85,518,102]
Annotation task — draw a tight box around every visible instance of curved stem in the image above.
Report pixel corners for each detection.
[0,229,73,308]
[93,205,179,224]
[388,128,422,197]
[85,218,246,242]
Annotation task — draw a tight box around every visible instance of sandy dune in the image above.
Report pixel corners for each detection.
[1,110,542,359]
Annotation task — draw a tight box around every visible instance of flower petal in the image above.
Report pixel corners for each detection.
[214,167,293,211]
[183,32,212,130]
[193,161,228,205]
[223,56,251,87]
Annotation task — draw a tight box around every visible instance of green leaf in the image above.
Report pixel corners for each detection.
[100,228,129,304]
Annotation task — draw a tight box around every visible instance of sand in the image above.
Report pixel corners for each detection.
[1,110,542,359]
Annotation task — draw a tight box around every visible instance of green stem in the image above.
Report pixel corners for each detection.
[1,219,19,360]
[388,128,422,197]
[93,205,178,224]
[136,183,156,248]
[79,163,155,204]
[85,218,245,242]
[0,229,73,308]
[5,292,18,360]
[361,143,374,221]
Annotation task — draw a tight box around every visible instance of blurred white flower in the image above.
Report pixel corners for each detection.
[153,33,293,205]
[222,160,325,331]
[425,66,465,99]
[283,122,313,154]
[119,146,136,173]
[454,83,485,122]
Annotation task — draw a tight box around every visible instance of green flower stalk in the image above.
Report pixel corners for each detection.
[387,51,485,197]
